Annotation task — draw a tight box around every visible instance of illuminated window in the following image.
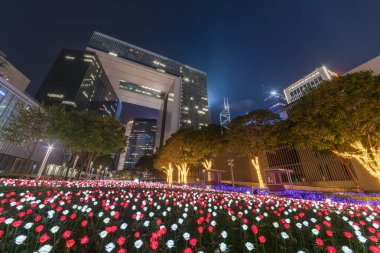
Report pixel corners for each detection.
[65,55,75,60]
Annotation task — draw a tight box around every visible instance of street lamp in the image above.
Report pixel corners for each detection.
[37,145,53,180]
[228,159,235,190]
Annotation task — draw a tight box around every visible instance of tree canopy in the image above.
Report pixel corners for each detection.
[288,71,380,179]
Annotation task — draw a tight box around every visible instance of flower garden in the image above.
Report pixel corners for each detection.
[1,179,380,253]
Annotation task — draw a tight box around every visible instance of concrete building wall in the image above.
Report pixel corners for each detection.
[0,53,30,91]
[345,55,380,75]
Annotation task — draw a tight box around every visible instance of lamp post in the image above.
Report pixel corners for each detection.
[228,159,235,190]
[37,145,53,180]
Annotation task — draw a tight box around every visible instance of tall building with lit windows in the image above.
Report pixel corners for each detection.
[264,91,287,115]
[35,49,119,117]
[283,66,337,103]
[86,32,209,147]
[124,118,157,169]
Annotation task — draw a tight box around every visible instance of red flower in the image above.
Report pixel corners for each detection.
[66,239,75,248]
[35,225,44,233]
[117,249,127,253]
[326,230,333,237]
[34,215,42,222]
[62,230,72,239]
[70,213,77,220]
[189,238,197,247]
[39,234,50,243]
[316,238,324,247]
[370,235,379,243]
[80,235,89,245]
[343,231,353,239]
[134,231,140,238]
[150,239,159,250]
[251,225,258,235]
[326,246,336,253]
[258,235,266,244]
[368,227,376,234]
[12,220,22,228]
[370,246,380,253]
[113,211,120,219]
[117,236,126,246]
[0,230,4,238]
[156,219,162,226]
[183,248,193,253]
[60,215,67,222]
[197,226,204,233]
[81,220,88,227]
[207,226,214,232]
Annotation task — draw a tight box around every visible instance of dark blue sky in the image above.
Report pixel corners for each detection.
[2,0,380,122]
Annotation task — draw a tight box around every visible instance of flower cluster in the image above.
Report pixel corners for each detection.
[0,179,380,252]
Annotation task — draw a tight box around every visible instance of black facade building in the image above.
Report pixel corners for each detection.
[35,49,119,117]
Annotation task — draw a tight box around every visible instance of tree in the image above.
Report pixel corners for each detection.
[226,109,280,188]
[1,104,50,176]
[154,129,199,185]
[288,71,380,184]
[186,124,225,171]
[48,109,127,178]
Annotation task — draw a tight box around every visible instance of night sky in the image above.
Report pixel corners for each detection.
[2,0,380,122]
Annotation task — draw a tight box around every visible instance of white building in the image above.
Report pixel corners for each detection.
[283,66,337,103]
[345,55,380,75]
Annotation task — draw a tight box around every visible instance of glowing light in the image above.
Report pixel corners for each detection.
[251,157,264,188]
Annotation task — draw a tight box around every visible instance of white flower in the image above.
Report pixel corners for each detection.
[120,223,128,230]
[178,218,184,224]
[99,230,108,238]
[231,216,237,221]
[358,235,367,243]
[310,218,317,223]
[15,235,27,245]
[219,242,228,252]
[50,226,59,234]
[134,239,143,249]
[312,228,319,235]
[297,251,306,253]
[105,242,115,252]
[211,220,216,226]
[242,224,248,230]
[171,224,178,231]
[166,240,175,248]
[302,221,309,227]
[24,222,33,229]
[273,222,279,228]
[182,213,187,218]
[5,218,14,225]
[103,217,110,224]
[285,219,290,224]
[62,210,69,215]
[183,232,190,240]
[325,216,331,221]
[149,212,154,217]
[245,242,254,251]
[281,232,289,239]
[296,223,302,229]
[221,231,228,239]
[342,246,353,253]
[144,221,150,227]
[38,244,53,253]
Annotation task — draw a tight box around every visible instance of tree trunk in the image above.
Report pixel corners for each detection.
[251,156,265,188]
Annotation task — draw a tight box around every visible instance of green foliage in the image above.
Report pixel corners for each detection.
[226,109,280,158]
[1,104,50,162]
[186,124,226,162]
[288,71,380,153]
[94,155,116,171]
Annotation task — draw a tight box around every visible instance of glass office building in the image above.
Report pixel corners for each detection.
[124,118,157,169]
[264,91,287,115]
[35,49,119,117]
[0,76,65,175]
[87,32,209,132]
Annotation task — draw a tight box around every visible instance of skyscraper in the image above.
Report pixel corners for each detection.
[283,66,337,103]
[35,49,119,117]
[87,32,209,146]
[123,118,157,169]
[264,91,287,115]
[0,51,30,91]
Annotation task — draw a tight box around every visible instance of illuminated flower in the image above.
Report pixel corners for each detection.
[80,235,90,245]
[166,240,175,248]
[105,242,115,252]
[221,231,228,239]
[134,239,143,249]
[38,244,53,253]
[66,239,75,248]
[258,235,266,244]
[219,242,227,252]
[316,238,324,247]
[245,242,254,251]
[341,246,353,253]
[39,234,50,243]
[183,232,190,240]
[50,226,59,234]
[281,232,289,239]
[15,235,27,245]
